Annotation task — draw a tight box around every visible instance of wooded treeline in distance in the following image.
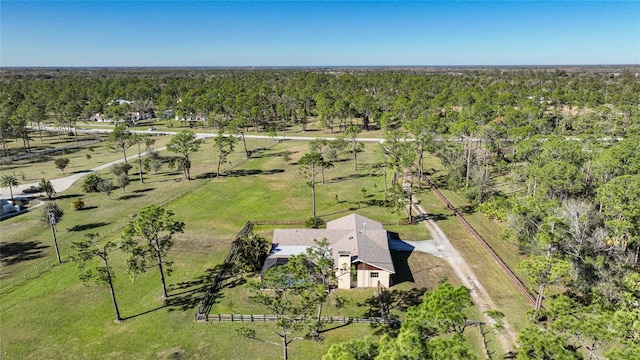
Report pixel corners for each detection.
[2,66,639,358]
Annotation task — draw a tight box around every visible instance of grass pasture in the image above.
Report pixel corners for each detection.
[0,131,173,184]
[1,137,477,359]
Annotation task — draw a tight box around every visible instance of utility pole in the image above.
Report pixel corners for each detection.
[49,210,61,264]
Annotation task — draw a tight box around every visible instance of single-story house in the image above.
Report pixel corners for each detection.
[263,213,396,289]
[175,113,208,123]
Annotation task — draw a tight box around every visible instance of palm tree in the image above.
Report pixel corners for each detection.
[0,174,20,202]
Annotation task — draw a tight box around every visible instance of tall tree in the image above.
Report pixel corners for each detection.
[131,134,155,184]
[166,130,202,180]
[323,337,379,360]
[596,174,640,265]
[107,124,133,164]
[71,233,122,322]
[375,283,476,360]
[234,232,270,273]
[0,174,20,202]
[344,125,362,171]
[515,326,581,360]
[42,202,64,264]
[306,238,337,335]
[238,255,324,360]
[299,152,324,218]
[120,205,185,299]
[39,178,55,199]
[213,133,237,179]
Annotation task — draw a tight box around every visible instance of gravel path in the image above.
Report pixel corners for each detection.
[398,173,516,353]
[409,199,517,354]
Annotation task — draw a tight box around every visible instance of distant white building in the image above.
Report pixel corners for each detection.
[263,213,396,289]
[175,113,208,123]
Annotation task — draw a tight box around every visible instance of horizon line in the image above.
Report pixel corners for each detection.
[2,64,639,70]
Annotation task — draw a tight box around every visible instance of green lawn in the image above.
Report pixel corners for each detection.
[3,138,474,359]
[0,131,173,183]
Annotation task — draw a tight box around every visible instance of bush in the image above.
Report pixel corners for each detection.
[305,216,326,229]
[112,163,132,176]
[477,195,511,221]
[71,198,85,211]
[22,185,42,194]
[82,173,103,193]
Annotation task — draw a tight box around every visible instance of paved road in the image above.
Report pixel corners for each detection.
[36,126,386,143]
[0,147,165,199]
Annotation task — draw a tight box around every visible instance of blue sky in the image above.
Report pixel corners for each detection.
[1,1,638,67]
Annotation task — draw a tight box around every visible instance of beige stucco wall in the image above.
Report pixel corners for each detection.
[356,269,391,288]
[336,270,352,289]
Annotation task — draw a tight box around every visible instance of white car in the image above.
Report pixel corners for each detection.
[148,127,157,131]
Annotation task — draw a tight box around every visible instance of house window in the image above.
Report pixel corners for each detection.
[370,272,379,278]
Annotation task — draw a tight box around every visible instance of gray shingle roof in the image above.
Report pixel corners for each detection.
[268,214,395,274]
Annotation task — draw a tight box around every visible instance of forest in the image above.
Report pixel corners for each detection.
[1,66,640,359]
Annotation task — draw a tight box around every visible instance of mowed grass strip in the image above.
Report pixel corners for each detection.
[415,190,531,333]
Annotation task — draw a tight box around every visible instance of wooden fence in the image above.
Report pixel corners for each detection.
[250,220,306,226]
[422,176,537,307]
[194,221,253,321]
[207,314,387,324]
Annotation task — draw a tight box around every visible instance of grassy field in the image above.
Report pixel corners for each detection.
[1,131,173,183]
[2,135,496,359]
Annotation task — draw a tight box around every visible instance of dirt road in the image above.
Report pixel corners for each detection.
[411,199,517,354]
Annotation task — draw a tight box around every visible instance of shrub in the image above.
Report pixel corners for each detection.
[54,157,70,173]
[112,163,132,176]
[305,216,326,229]
[22,185,42,194]
[82,173,103,193]
[477,195,511,221]
[71,198,85,211]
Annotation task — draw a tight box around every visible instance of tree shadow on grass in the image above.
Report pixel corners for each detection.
[252,150,298,159]
[196,169,284,179]
[358,287,426,336]
[164,265,227,312]
[425,213,449,222]
[318,321,353,335]
[67,222,110,232]
[0,240,49,266]
[21,156,53,165]
[225,169,284,177]
[132,188,155,193]
[325,173,371,184]
[458,204,477,215]
[79,206,98,211]
[119,194,143,200]
[52,193,83,200]
[122,305,166,321]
